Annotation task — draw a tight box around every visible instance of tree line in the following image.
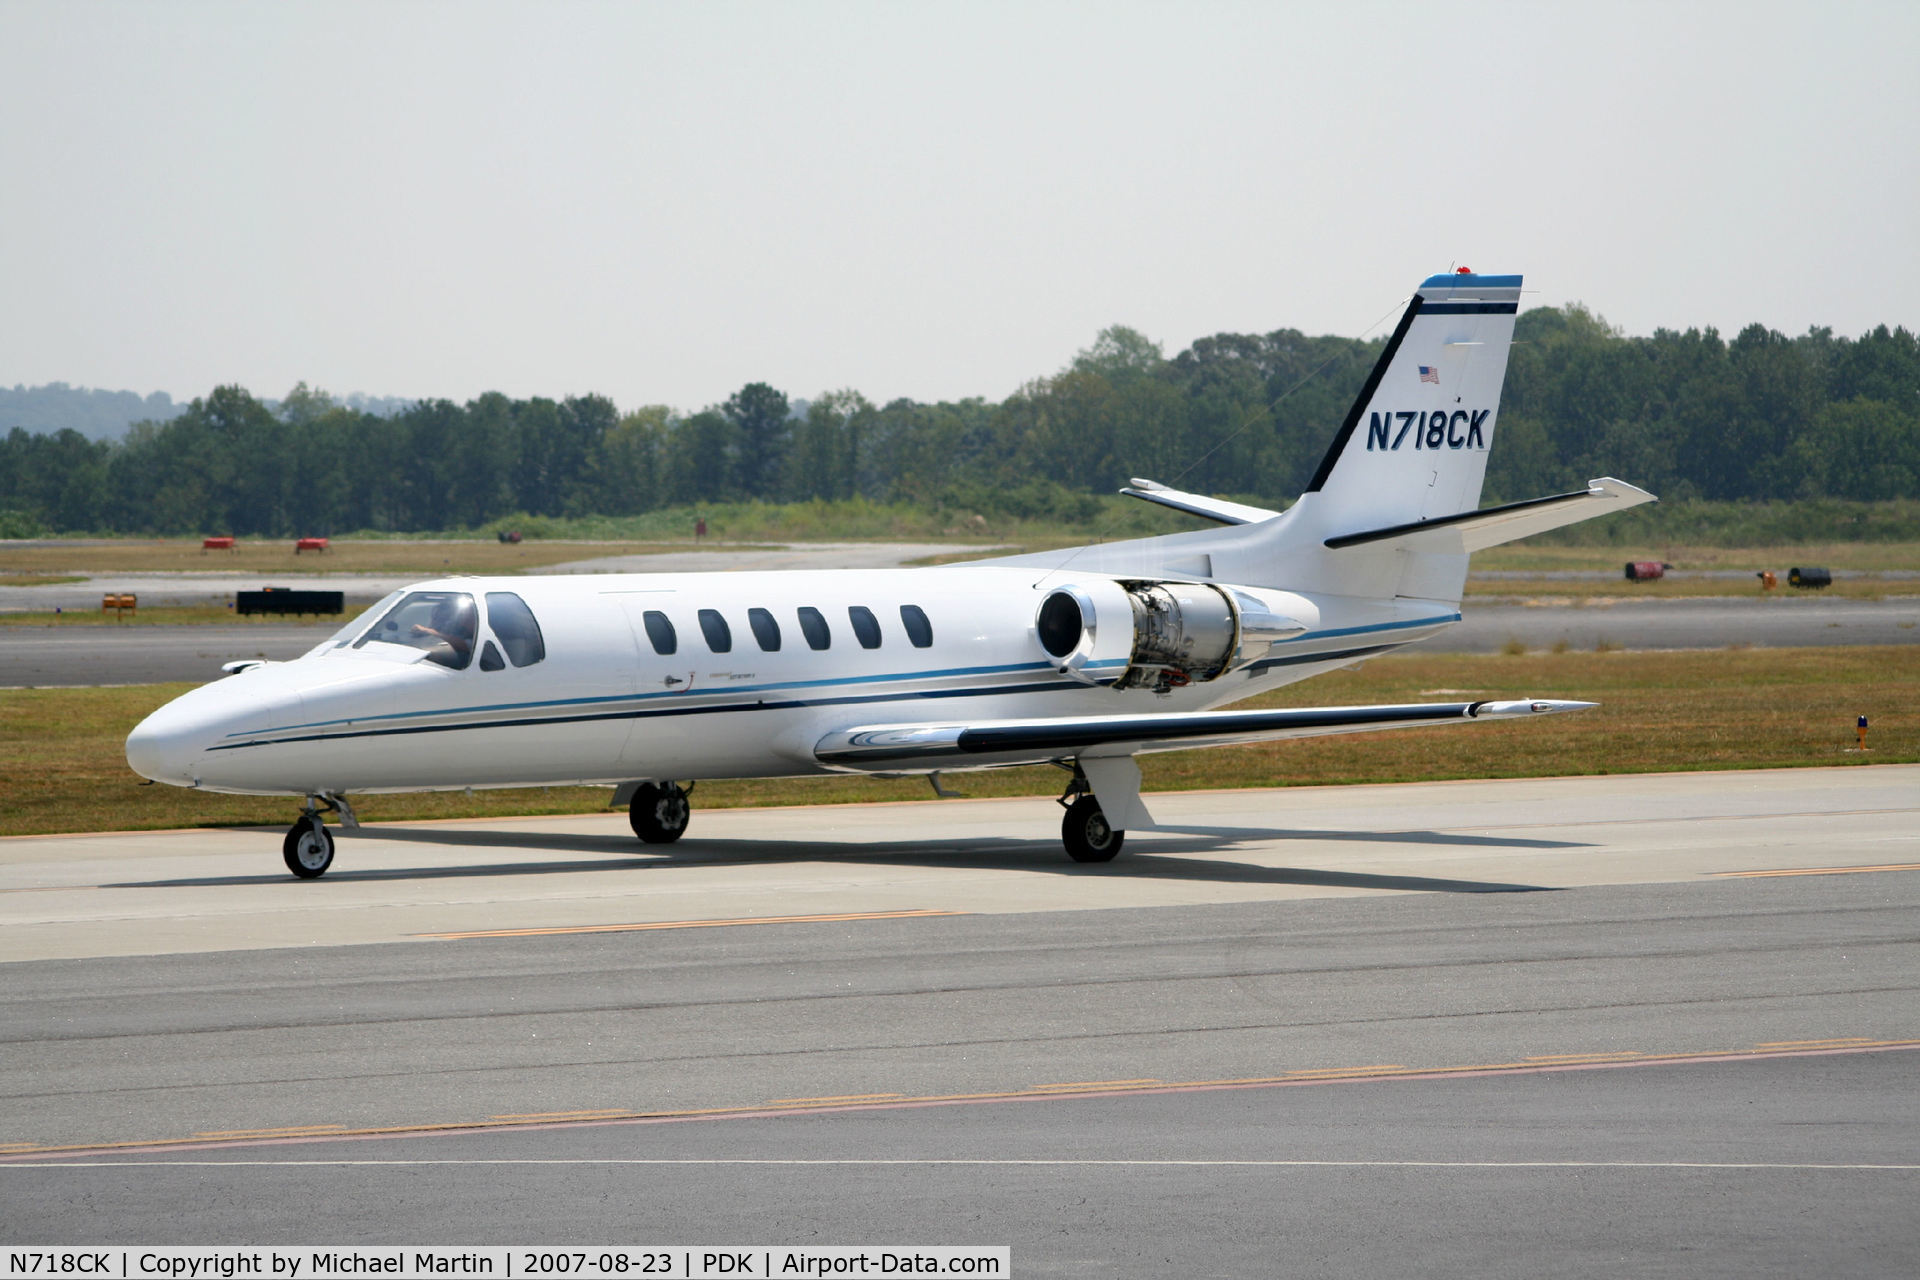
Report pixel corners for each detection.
[3,306,1917,537]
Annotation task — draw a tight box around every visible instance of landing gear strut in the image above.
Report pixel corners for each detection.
[282,793,355,879]
[1057,770,1124,863]
[629,781,693,843]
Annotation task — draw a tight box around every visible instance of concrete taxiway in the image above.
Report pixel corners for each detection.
[3,765,1912,963]
[2,765,1915,1270]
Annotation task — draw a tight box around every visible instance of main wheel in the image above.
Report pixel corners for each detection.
[282,816,335,879]
[1062,795,1124,863]
[629,782,691,843]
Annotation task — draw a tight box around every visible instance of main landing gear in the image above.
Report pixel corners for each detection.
[628,781,693,843]
[283,793,357,879]
[1058,770,1124,863]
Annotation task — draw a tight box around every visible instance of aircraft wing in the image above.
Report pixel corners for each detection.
[814,698,1592,770]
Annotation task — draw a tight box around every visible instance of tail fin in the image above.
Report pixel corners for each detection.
[1303,272,1521,532]
[980,269,1653,600]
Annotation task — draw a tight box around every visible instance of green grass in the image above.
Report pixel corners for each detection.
[0,574,87,588]
[2,647,1911,838]
[0,606,341,628]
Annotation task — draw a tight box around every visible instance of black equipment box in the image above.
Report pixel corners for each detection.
[237,589,345,616]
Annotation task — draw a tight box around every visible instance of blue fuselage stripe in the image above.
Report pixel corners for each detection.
[211,615,1459,753]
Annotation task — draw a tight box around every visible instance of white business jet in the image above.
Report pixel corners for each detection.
[127,271,1653,878]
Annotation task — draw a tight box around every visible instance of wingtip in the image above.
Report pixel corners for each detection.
[1474,698,1598,717]
[1588,477,1658,506]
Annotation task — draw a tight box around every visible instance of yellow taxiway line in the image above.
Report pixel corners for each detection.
[8,1038,1918,1162]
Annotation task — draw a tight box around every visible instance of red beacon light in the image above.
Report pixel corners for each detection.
[1456,266,1472,274]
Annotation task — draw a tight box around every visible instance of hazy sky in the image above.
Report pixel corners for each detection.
[3,1,1915,413]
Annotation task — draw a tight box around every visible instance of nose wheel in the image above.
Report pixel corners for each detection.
[629,781,693,843]
[281,794,354,878]
[283,814,335,878]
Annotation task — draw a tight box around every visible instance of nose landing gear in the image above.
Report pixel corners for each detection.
[283,815,334,878]
[282,793,356,879]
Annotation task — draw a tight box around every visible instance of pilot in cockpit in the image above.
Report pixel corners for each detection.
[411,595,476,665]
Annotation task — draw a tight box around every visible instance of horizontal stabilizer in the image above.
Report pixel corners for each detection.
[1323,477,1655,554]
[1119,478,1281,527]
[816,698,1593,771]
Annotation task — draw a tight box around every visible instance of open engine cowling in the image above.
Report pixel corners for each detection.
[1035,579,1309,693]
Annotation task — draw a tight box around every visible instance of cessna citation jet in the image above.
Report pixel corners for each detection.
[127,271,1653,878]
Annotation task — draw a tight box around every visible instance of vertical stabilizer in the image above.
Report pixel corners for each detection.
[1221,272,1523,600]
[1304,272,1521,530]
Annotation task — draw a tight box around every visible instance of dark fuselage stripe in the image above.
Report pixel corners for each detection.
[207,679,1086,753]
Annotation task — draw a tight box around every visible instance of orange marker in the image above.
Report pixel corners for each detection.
[1857,715,1869,750]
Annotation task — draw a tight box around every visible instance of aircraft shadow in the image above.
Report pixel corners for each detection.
[108,823,1563,894]
[1146,823,1585,851]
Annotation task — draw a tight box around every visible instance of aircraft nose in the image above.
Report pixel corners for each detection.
[126,707,198,786]
[125,683,274,786]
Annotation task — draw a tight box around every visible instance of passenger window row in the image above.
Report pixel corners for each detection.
[642,604,934,656]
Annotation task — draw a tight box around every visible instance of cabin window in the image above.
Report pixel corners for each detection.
[485,592,546,667]
[748,607,781,651]
[848,605,882,650]
[797,606,831,650]
[478,641,505,672]
[698,608,733,653]
[900,604,934,648]
[353,590,477,670]
[642,610,677,655]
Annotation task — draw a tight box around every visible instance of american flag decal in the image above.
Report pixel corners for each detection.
[1418,366,1440,385]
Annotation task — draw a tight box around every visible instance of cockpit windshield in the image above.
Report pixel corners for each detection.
[353,590,478,670]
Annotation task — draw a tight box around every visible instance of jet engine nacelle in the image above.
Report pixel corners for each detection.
[1035,579,1312,693]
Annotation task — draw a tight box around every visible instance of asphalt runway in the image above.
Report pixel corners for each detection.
[6,594,1916,686]
[5,1052,1914,1275]
[1,767,1916,1271]
[0,542,985,613]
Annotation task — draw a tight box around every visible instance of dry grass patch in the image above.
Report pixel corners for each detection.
[0,538,732,577]
[0,607,337,628]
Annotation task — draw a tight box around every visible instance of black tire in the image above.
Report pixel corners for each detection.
[1062,794,1124,863]
[282,817,335,879]
[629,782,691,843]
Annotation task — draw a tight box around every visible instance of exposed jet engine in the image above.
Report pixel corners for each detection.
[1035,579,1312,693]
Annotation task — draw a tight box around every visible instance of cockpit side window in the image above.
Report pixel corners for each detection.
[353,590,478,670]
[485,592,546,667]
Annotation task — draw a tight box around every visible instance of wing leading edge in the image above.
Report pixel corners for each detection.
[815,698,1593,771]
